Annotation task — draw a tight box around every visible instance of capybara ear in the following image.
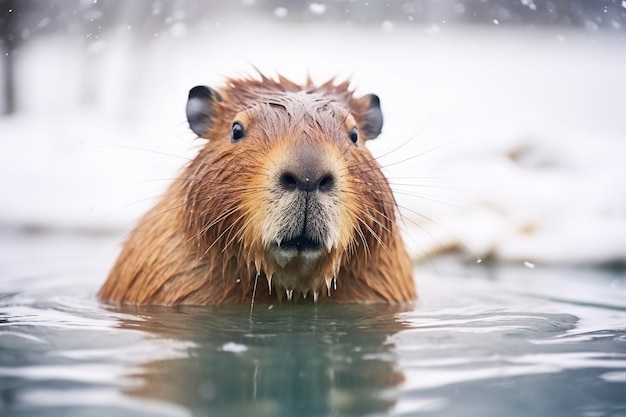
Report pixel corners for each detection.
[360,94,383,139]
[186,86,223,137]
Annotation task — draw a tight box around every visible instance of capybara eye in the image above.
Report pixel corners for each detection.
[349,126,359,144]
[231,122,246,142]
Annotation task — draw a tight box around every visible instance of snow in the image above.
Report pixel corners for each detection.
[308,3,327,15]
[1,16,625,265]
[274,7,288,19]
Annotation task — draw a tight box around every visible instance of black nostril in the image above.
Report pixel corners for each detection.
[318,174,335,193]
[279,172,298,191]
[279,172,336,193]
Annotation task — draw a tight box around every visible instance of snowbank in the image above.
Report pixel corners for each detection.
[1,18,625,265]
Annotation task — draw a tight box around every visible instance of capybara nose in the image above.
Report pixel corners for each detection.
[277,145,336,193]
[279,171,335,192]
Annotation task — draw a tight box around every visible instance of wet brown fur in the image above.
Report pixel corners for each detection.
[99,74,416,305]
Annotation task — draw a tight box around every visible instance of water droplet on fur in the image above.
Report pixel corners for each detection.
[266,274,272,294]
[301,289,308,299]
[333,277,337,290]
[325,277,332,296]
[286,289,293,301]
[313,291,319,303]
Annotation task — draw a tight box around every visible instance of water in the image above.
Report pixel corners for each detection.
[1,231,625,417]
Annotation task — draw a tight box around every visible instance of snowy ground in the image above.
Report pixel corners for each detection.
[1,15,625,265]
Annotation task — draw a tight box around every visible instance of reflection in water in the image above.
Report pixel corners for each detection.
[113,304,410,417]
[1,231,626,416]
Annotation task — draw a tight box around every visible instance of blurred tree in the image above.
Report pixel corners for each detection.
[0,0,17,115]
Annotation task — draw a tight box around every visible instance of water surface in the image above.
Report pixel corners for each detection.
[1,231,625,416]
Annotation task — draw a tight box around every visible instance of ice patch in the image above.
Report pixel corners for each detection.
[221,342,248,354]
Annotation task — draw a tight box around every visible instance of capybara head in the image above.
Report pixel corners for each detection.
[184,75,398,300]
[99,73,415,305]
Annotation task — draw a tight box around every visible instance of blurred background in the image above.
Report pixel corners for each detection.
[1,0,625,266]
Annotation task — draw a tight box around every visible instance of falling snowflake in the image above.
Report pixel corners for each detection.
[309,3,327,15]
